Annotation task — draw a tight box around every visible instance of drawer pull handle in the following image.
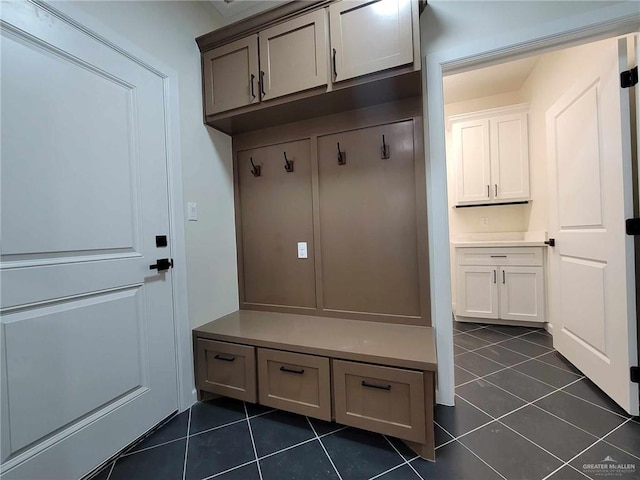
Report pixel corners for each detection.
[490,255,507,258]
[280,366,305,374]
[361,380,391,391]
[214,354,236,362]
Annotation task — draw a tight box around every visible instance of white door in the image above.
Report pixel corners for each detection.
[453,119,492,204]
[547,38,638,415]
[490,113,530,202]
[499,267,545,323]
[0,3,179,478]
[457,266,499,319]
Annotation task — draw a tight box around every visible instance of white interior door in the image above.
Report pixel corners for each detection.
[547,37,638,415]
[0,3,179,478]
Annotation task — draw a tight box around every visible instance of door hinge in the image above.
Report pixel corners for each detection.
[631,366,639,384]
[621,66,638,88]
[626,218,640,236]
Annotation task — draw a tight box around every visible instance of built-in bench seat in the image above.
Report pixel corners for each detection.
[193,310,437,461]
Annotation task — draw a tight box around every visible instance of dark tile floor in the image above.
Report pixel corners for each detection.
[90,323,640,480]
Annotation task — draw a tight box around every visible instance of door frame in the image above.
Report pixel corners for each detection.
[44,0,195,412]
[423,2,640,406]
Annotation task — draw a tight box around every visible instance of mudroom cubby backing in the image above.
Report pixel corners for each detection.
[233,99,430,326]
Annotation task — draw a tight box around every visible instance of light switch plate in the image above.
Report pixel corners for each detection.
[297,242,308,259]
[187,202,198,221]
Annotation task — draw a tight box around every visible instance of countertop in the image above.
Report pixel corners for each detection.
[450,232,548,248]
[451,240,547,248]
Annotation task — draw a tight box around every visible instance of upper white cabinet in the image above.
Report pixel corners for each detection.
[259,10,328,101]
[451,104,530,206]
[329,0,415,82]
[203,36,259,116]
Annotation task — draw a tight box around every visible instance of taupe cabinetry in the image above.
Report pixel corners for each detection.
[203,36,259,116]
[259,10,328,100]
[237,139,316,309]
[456,247,545,324]
[451,104,530,206]
[329,0,415,82]
[193,310,437,460]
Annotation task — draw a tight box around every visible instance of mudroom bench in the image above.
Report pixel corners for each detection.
[193,310,438,461]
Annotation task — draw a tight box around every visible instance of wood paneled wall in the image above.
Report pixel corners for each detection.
[233,98,430,326]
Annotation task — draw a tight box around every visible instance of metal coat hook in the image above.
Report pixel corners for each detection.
[337,142,346,165]
[283,151,294,172]
[250,157,261,177]
[381,135,390,160]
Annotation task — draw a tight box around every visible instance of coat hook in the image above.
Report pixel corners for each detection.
[337,142,346,165]
[250,157,261,177]
[283,151,294,172]
[381,134,390,160]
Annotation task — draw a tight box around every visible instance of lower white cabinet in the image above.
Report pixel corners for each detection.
[456,247,545,323]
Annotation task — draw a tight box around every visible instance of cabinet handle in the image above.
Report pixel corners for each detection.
[495,184,498,197]
[332,48,337,78]
[487,185,490,198]
[250,73,256,99]
[280,366,304,374]
[214,354,236,362]
[361,380,391,391]
[502,270,506,284]
[490,255,507,258]
[493,269,497,284]
[259,70,266,97]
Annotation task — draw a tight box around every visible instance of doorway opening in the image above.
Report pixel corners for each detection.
[442,35,639,420]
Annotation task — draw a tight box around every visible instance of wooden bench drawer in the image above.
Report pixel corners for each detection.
[257,348,331,420]
[196,339,257,402]
[332,359,426,443]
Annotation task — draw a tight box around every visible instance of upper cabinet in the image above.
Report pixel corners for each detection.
[451,104,530,206]
[329,0,414,82]
[196,0,422,134]
[259,10,328,101]
[203,35,259,116]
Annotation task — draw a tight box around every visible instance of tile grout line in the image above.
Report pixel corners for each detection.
[244,403,263,480]
[457,329,554,358]
[455,440,509,480]
[382,436,425,480]
[367,455,420,480]
[121,435,187,457]
[203,460,256,480]
[539,418,635,480]
[104,460,116,480]
[181,407,192,480]
[305,417,343,480]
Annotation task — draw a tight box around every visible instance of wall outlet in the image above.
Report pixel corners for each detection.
[297,242,308,259]
[481,217,489,226]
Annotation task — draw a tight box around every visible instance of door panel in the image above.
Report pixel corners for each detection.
[1,3,178,477]
[453,119,492,204]
[329,0,413,82]
[491,113,530,201]
[203,35,259,115]
[457,266,499,319]
[499,266,545,323]
[547,38,638,414]
[259,9,328,100]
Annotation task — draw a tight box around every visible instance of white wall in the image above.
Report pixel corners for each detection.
[66,1,240,329]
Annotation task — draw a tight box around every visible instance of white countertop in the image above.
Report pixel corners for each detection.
[450,232,548,248]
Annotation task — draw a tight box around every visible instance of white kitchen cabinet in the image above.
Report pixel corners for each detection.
[329,0,415,82]
[451,105,530,206]
[456,247,545,324]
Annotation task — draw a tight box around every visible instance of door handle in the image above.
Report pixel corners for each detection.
[544,238,556,247]
[149,258,173,272]
[332,48,337,78]
[280,366,304,374]
[502,270,505,284]
[361,380,391,391]
[495,184,498,197]
[259,70,266,97]
[493,269,497,284]
[214,354,236,362]
[487,185,490,198]
[250,73,256,99]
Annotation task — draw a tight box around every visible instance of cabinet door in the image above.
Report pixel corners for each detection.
[237,140,316,308]
[457,266,499,319]
[329,0,413,82]
[259,10,328,100]
[453,119,492,204]
[317,120,421,318]
[490,112,530,201]
[203,35,259,115]
[499,266,545,323]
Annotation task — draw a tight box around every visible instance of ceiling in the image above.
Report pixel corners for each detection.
[443,55,540,105]
[205,0,289,23]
